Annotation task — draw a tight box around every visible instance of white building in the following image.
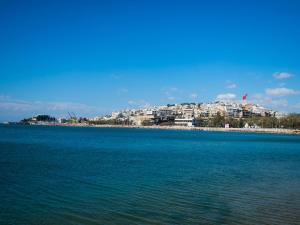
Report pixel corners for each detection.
[174,118,195,127]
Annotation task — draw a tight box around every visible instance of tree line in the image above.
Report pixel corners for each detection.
[20,115,56,124]
[19,113,300,129]
[195,113,300,129]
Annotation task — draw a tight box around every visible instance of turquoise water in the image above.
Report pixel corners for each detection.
[0,125,300,225]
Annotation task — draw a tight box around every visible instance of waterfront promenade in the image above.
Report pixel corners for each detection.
[48,123,300,135]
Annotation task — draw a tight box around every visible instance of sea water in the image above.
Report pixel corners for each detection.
[0,125,300,224]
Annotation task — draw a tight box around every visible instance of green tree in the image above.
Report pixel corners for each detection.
[211,112,225,127]
[141,119,154,126]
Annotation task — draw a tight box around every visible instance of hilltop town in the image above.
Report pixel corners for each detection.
[15,100,300,131]
[89,101,284,127]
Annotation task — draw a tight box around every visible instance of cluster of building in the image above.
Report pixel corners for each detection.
[91,101,284,127]
[19,101,286,127]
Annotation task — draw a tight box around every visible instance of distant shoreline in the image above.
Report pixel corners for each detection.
[7,123,299,135]
[93,125,300,135]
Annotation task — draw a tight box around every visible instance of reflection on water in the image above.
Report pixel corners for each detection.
[0,125,300,224]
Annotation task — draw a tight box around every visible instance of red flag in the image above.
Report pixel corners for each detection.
[242,94,248,101]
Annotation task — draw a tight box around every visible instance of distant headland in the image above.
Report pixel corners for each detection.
[3,101,300,135]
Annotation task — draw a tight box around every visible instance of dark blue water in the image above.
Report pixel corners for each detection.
[0,125,300,225]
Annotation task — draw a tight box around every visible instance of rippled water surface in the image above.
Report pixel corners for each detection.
[0,125,300,225]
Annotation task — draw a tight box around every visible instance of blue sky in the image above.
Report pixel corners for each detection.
[1,0,300,121]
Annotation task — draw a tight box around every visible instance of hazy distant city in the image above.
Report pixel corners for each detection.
[14,99,300,131]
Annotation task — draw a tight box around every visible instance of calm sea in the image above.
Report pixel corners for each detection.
[0,125,300,225]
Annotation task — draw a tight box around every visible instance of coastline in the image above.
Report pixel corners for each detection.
[3,123,299,135]
[49,124,300,135]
